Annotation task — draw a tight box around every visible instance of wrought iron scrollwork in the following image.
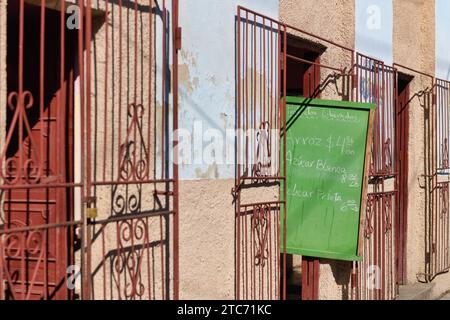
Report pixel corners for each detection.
[0,91,43,185]
[118,103,149,182]
[365,196,375,238]
[112,218,148,299]
[252,205,270,267]
[0,226,46,300]
[384,195,393,233]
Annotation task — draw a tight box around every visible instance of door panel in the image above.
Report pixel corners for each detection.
[1,2,76,300]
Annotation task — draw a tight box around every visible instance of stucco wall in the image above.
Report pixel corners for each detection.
[394,0,450,299]
[394,0,430,288]
[393,0,430,286]
[179,179,235,299]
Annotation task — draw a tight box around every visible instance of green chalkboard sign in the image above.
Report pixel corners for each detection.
[282,97,375,261]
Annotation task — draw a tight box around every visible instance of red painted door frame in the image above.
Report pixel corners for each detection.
[301,57,321,300]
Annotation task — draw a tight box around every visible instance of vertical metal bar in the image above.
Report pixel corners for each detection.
[115,222,122,299]
[433,85,438,277]
[101,226,106,299]
[276,20,282,301]
[147,0,153,180]
[134,0,138,105]
[263,17,266,130]
[76,0,88,300]
[245,11,249,176]
[282,24,287,301]
[118,0,123,178]
[17,0,25,186]
[159,215,165,299]
[86,0,92,195]
[39,0,48,299]
[161,0,166,179]
[244,209,248,299]
[39,0,45,181]
[146,217,152,300]
[251,209,255,299]
[236,6,241,300]
[57,0,67,299]
[102,0,109,182]
[86,0,93,299]
[270,20,274,178]
[268,205,273,299]
[252,13,256,176]
[172,0,180,300]
[17,0,25,299]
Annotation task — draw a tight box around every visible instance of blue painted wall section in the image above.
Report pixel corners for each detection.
[436,0,450,80]
[178,0,279,180]
[356,0,393,65]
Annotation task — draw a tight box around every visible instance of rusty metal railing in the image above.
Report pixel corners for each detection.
[352,54,398,300]
[423,78,450,281]
[1,0,179,300]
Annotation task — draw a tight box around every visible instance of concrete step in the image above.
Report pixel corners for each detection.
[397,283,435,300]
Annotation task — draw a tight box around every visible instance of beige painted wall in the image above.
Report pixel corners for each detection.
[394,0,431,287]
[394,0,450,299]
[179,179,235,299]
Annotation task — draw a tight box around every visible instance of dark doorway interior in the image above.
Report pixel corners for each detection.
[3,2,77,300]
[396,72,412,286]
[283,34,325,98]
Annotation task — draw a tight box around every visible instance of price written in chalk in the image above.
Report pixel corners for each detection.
[287,133,357,157]
[283,97,375,261]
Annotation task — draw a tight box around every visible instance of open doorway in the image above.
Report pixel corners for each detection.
[395,72,412,286]
[3,1,78,299]
[283,35,325,98]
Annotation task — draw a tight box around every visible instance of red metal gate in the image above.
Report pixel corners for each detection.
[352,54,398,300]
[424,78,450,281]
[234,6,285,300]
[235,7,402,300]
[235,6,359,300]
[0,0,179,300]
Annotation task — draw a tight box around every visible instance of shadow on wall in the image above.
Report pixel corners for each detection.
[87,0,175,300]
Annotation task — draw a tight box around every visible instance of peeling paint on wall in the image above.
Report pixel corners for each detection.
[178,0,279,180]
